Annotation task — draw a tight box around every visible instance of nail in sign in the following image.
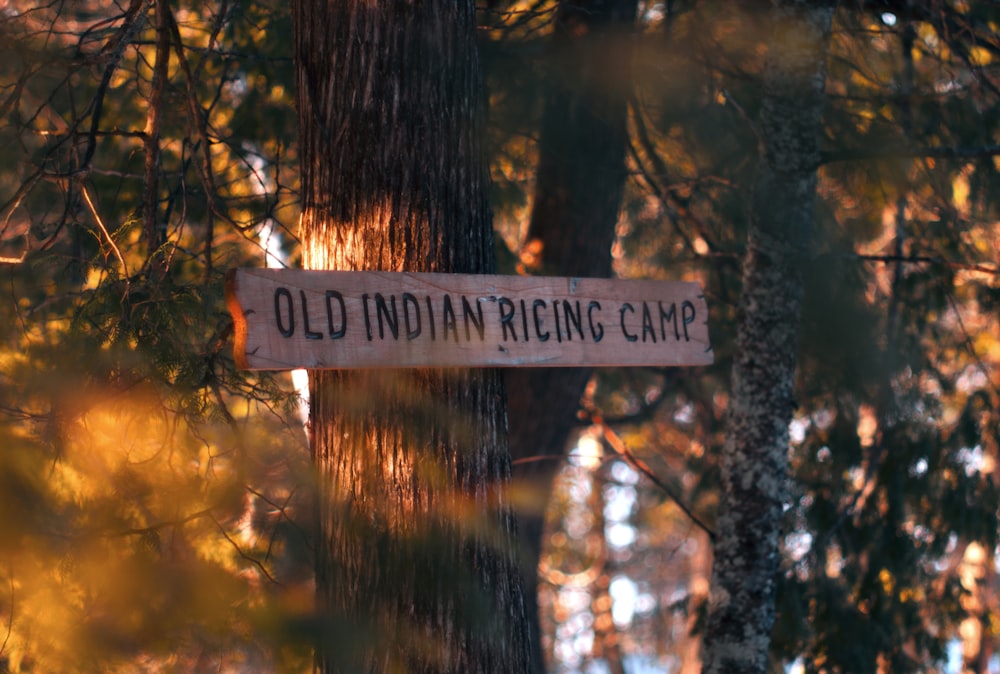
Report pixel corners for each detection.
[225,269,712,370]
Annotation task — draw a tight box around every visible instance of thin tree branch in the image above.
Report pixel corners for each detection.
[44,0,153,178]
[80,181,130,287]
[627,92,724,256]
[946,291,1000,401]
[109,506,217,537]
[1,172,43,237]
[192,0,230,81]
[0,69,33,122]
[246,485,314,563]
[212,515,281,586]
[0,244,29,265]
[582,406,716,540]
[165,4,226,279]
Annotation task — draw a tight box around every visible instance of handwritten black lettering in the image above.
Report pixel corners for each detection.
[402,293,421,340]
[563,300,584,341]
[641,301,656,343]
[274,287,294,338]
[659,302,679,341]
[499,297,517,341]
[587,301,604,342]
[620,303,638,342]
[301,290,323,340]
[533,299,550,342]
[362,293,373,341]
[374,293,399,340]
[681,300,696,341]
[270,287,693,352]
[425,296,436,341]
[462,295,485,341]
[325,290,347,339]
[442,294,459,342]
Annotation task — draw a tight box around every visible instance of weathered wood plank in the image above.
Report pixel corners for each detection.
[226,268,712,369]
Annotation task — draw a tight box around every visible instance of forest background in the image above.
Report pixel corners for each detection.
[0,0,998,673]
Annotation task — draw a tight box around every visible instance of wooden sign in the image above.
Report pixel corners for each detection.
[226,269,712,370]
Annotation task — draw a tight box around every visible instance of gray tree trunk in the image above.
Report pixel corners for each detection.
[292,1,531,672]
[702,3,833,673]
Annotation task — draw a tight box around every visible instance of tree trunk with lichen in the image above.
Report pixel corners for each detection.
[292,1,531,672]
[701,3,833,673]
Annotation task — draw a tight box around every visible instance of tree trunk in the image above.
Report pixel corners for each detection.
[292,1,531,672]
[702,3,833,673]
[505,1,638,669]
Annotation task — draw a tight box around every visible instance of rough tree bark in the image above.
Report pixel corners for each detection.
[702,3,833,673]
[292,1,531,672]
[504,1,637,670]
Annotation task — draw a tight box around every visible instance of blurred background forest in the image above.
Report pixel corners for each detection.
[0,0,999,672]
